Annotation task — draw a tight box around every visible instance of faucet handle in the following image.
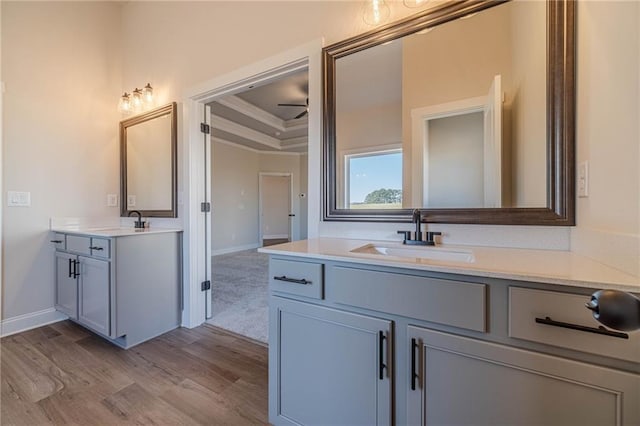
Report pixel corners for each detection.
[397,230,411,242]
[425,231,442,245]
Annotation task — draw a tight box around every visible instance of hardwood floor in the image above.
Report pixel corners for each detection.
[1,321,268,425]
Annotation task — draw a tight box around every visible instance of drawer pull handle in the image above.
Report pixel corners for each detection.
[379,331,387,380]
[411,338,419,391]
[90,246,104,251]
[535,316,629,339]
[50,240,63,244]
[273,275,311,285]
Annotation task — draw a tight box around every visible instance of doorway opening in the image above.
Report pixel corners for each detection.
[206,69,309,343]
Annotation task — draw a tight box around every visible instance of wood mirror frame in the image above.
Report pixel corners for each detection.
[120,102,178,218]
[323,0,575,225]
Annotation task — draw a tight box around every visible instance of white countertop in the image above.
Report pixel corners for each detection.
[51,226,183,237]
[258,238,640,293]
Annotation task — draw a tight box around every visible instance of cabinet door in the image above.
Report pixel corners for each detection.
[270,297,393,426]
[78,256,110,336]
[55,251,77,320]
[407,326,640,426]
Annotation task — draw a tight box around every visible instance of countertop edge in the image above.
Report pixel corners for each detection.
[51,227,183,238]
[259,238,640,293]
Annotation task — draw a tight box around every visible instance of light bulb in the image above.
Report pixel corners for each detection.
[118,92,131,113]
[132,88,143,111]
[403,0,427,8]
[363,0,390,26]
[143,83,154,105]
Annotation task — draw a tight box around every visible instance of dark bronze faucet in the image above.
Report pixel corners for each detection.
[397,209,441,246]
[128,210,145,229]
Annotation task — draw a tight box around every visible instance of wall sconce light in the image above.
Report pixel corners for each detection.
[118,83,154,114]
[363,0,390,26]
[118,92,131,113]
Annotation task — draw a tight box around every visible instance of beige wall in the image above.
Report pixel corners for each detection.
[211,141,260,254]
[210,140,307,254]
[1,1,122,320]
[571,1,640,276]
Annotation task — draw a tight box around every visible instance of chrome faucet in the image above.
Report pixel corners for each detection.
[397,209,441,246]
[128,210,145,229]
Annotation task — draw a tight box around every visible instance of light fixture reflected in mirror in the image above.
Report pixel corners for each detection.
[363,0,390,26]
[403,0,428,8]
[118,83,155,115]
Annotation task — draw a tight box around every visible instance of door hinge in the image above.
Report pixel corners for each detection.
[200,123,210,134]
[201,202,211,213]
[201,280,211,291]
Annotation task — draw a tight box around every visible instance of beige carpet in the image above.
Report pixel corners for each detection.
[206,249,269,343]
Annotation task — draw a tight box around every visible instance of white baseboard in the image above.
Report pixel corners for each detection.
[571,227,640,277]
[263,234,289,240]
[212,242,261,257]
[1,308,68,338]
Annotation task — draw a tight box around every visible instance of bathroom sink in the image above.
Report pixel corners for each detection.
[350,243,475,263]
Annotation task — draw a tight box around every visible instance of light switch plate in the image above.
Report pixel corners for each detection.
[7,191,31,207]
[107,194,118,207]
[578,161,589,197]
[127,195,136,207]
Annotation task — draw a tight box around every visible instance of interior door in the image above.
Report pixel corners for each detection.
[483,74,503,208]
[261,174,292,243]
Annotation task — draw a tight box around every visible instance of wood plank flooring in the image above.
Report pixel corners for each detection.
[1,321,268,425]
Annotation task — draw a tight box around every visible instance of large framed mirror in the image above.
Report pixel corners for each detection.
[323,0,575,225]
[120,102,177,218]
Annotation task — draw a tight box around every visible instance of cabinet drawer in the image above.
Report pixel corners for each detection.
[328,266,486,332]
[90,238,110,259]
[50,232,66,250]
[66,235,91,255]
[509,287,640,362]
[269,258,323,299]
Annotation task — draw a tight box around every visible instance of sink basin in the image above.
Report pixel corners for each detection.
[351,243,475,263]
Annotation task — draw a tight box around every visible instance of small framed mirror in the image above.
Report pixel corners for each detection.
[120,102,177,218]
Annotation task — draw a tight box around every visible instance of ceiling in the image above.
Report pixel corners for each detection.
[208,69,309,154]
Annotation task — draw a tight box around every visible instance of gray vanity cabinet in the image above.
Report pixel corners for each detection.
[268,255,640,426]
[270,296,393,426]
[406,326,640,426]
[54,251,78,320]
[52,230,181,348]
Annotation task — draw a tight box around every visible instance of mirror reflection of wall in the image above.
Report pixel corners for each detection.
[120,102,177,217]
[334,0,546,210]
[126,114,172,210]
